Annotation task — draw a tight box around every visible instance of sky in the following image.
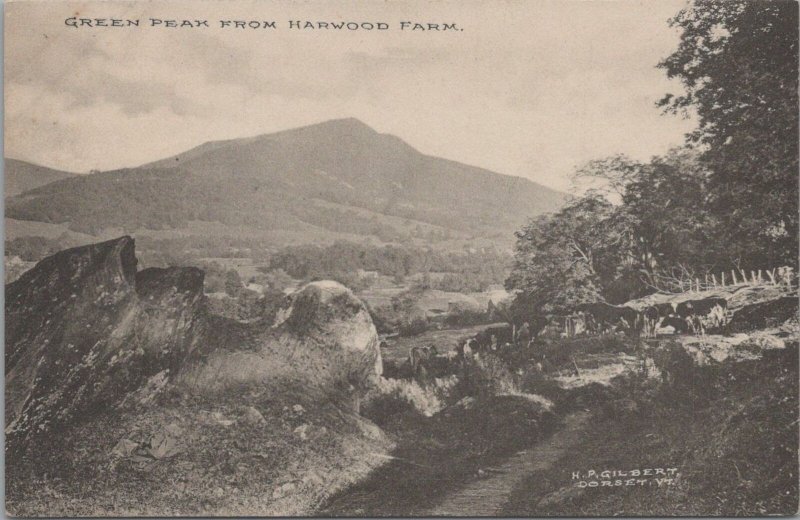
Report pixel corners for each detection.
[4,0,696,192]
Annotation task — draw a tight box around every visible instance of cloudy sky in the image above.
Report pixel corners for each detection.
[5,0,695,191]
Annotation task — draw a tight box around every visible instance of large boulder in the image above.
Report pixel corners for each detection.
[177,281,383,406]
[5,237,207,455]
[272,280,383,393]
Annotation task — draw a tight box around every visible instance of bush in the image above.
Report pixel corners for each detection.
[444,308,492,328]
[399,317,430,337]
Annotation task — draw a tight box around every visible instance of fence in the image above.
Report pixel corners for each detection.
[660,266,795,294]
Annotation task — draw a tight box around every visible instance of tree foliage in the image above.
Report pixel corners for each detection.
[658,0,799,267]
[506,195,629,314]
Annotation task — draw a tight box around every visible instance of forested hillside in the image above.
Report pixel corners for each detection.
[6,119,565,247]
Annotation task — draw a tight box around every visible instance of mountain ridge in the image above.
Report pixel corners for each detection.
[4,158,77,196]
[5,119,566,248]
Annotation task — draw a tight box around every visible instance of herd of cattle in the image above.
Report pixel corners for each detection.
[389,295,730,379]
[568,297,728,338]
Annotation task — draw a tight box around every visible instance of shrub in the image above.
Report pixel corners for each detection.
[399,317,430,337]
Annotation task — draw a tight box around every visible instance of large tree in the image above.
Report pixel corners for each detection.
[577,149,721,271]
[658,0,799,268]
[506,195,632,315]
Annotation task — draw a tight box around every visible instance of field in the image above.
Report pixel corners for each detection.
[380,323,506,362]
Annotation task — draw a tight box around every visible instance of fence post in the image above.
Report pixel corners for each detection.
[758,269,763,283]
[783,268,794,290]
[712,274,718,288]
[722,272,726,286]
[767,269,777,285]
[731,270,738,285]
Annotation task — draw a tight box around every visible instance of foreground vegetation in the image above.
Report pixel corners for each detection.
[503,341,799,516]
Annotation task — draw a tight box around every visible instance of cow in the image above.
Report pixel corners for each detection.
[456,339,477,363]
[465,339,478,356]
[659,314,689,334]
[575,302,640,336]
[640,306,661,338]
[640,302,682,335]
[409,344,455,379]
[474,324,514,351]
[536,320,563,343]
[515,321,532,347]
[654,302,677,316]
[408,346,435,375]
[423,353,452,378]
[675,297,728,334]
[522,315,552,340]
[443,349,459,361]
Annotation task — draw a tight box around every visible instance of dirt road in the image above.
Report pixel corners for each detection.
[422,411,591,516]
[322,409,592,516]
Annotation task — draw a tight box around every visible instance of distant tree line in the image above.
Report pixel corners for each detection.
[267,241,510,292]
[6,233,511,297]
[5,236,70,261]
[367,288,502,337]
[507,0,798,317]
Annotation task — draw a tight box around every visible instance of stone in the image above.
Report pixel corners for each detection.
[211,411,235,427]
[294,424,310,440]
[454,396,476,410]
[354,416,385,441]
[165,422,183,436]
[302,471,324,487]
[111,438,139,458]
[241,406,266,426]
[5,237,206,456]
[271,281,383,396]
[147,429,183,459]
[272,482,296,499]
[176,281,383,412]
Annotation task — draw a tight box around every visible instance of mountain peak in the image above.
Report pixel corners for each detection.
[281,117,379,138]
[320,117,374,129]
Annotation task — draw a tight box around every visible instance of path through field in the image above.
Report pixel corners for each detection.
[422,411,591,516]
[322,409,593,516]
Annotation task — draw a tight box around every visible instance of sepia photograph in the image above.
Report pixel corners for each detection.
[3,0,799,516]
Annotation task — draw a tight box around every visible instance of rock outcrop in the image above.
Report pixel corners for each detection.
[5,237,383,456]
[728,296,799,332]
[5,237,207,454]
